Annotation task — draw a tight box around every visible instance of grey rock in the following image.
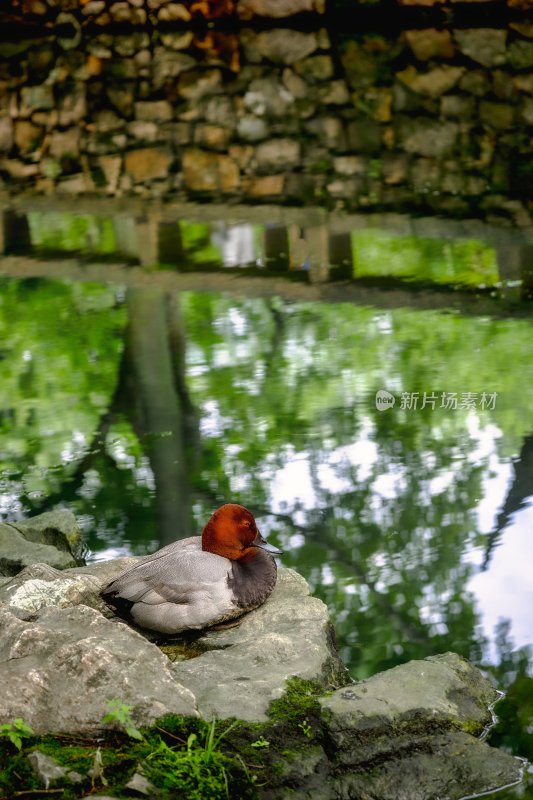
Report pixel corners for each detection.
[509,39,533,70]
[13,510,84,561]
[178,68,223,101]
[318,80,350,105]
[306,117,346,150]
[0,603,197,733]
[107,83,135,116]
[321,653,498,755]
[114,33,150,57]
[57,84,87,127]
[333,155,368,176]
[0,563,107,615]
[397,117,458,157]
[159,32,193,51]
[49,127,81,159]
[152,49,196,89]
[19,85,55,114]
[237,0,322,18]
[28,750,68,788]
[135,100,173,122]
[255,138,301,169]
[454,29,507,68]
[127,120,159,142]
[0,560,343,728]
[294,55,334,82]
[396,65,464,98]
[244,77,294,117]
[459,69,491,96]
[0,517,80,578]
[68,556,138,585]
[327,177,364,199]
[28,750,83,788]
[282,68,309,99]
[82,1,105,14]
[94,109,124,133]
[0,115,14,152]
[237,115,269,142]
[125,771,156,795]
[204,96,236,128]
[480,101,515,129]
[172,568,347,721]
[346,119,381,154]
[0,557,137,614]
[410,158,441,193]
[254,29,318,65]
[441,94,475,118]
[321,653,522,800]
[332,732,522,800]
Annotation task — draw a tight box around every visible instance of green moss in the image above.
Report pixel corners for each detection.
[309,158,332,175]
[0,681,333,798]
[0,720,256,799]
[268,678,323,728]
[0,741,41,796]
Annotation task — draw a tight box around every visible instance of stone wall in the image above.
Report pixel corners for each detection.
[1,0,531,25]
[0,22,531,226]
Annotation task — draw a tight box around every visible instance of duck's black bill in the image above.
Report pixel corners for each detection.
[253,531,283,555]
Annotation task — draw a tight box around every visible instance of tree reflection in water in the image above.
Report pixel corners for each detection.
[0,279,532,783]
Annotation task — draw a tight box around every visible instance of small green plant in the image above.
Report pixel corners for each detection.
[102,699,143,740]
[144,720,239,799]
[0,719,34,750]
[297,719,312,738]
[250,735,270,749]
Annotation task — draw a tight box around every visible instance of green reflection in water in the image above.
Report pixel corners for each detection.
[0,278,126,504]
[23,210,505,290]
[28,212,118,256]
[0,279,531,790]
[179,222,223,266]
[352,230,499,287]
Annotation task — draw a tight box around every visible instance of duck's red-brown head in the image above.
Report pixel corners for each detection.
[202,504,282,562]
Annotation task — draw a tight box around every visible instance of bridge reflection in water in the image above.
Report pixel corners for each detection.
[2,198,532,315]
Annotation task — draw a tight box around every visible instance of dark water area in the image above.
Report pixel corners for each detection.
[0,12,532,798]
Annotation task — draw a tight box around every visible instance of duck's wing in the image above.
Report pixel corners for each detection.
[102,545,236,633]
[106,549,230,604]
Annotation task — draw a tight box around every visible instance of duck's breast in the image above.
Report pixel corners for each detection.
[228,549,278,611]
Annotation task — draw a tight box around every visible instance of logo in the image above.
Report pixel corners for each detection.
[375,389,395,411]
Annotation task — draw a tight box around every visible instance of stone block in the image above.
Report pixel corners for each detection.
[14,120,42,153]
[242,174,285,196]
[404,28,454,60]
[135,100,173,122]
[454,29,507,68]
[255,138,301,169]
[49,127,81,159]
[182,148,240,192]
[124,147,173,182]
[397,117,458,157]
[194,124,231,151]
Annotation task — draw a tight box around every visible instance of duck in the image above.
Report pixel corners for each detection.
[101,503,282,635]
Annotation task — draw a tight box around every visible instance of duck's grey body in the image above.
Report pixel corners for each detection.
[101,536,277,635]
